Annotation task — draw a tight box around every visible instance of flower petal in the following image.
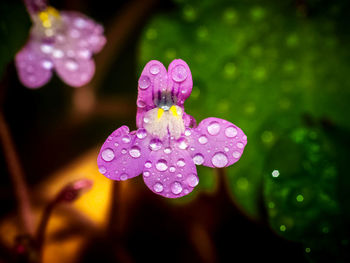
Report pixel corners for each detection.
[136,60,168,127]
[61,11,106,53]
[167,59,193,106]
[187,117,247,168]
[97,126,151,180]
[53,56,95,87]
[15,44,53,89]
[143,146,199,198]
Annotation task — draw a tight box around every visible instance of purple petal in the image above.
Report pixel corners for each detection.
[97,126,151,180]
[15,43,53,89]
[136,60,168,127]
[167,59,193,106]
[53,56,95,87]
[187,118,247,168]
[61,11,106,53]
[143,146,199,198]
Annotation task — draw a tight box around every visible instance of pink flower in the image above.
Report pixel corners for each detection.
[97,59,247,198]
[15,2,106,89]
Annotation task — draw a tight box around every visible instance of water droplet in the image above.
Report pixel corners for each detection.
[153,182,164,193]
[149,64,160,74]
[53,49,64,58]
[101,148,115,162]
[211,152,228,167]
[120,173,128,181]
[193,154,204,165]
[177,137,188,149]
[171,65,187,82]
[129,146,141,158]
[42,60,53,70]
[224,147,229,152]
[149,138,162,151]
[122,135,131,143]
[169,166,176,172]
[198,135,208,144]
[65,59,78,71]
[143,171,150,177]
[164,147,172,154]
[144,161,152,168]
[171,181,183,194]
[272,170,280,177]
[187,174,199,187]
[41,44,53,54]
[237,142,244,148]
[207,121,221,135]
[98,166,106,174]
[137,100,146,108]
[136,128,147,139]
[185,129,191,136]
[225,126,238,137]
[143,117,150,123]
[177,159,186,167]
[139,75,150,89]
[156,159,168,171]
[233,151,241,158]
[177,173,182,178]
[121,148,127,154]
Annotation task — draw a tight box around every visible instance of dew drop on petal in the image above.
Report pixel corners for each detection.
[42,60,53,70]
[98,166,106,174]
[177,137,188,149]
[65,59,78,71]
[172,65,187,82]
[211,152,228,167]
[41,44,53,54]
[129,146,141,158]
[187,174,199,187]
[207,121,221,135]
[101,148,115,162]
[153,182,164,193]
[144,117,150,123]
[53,49,64,58]
[169,166,176,172]
[149,138,162,151]
[177,173,183,178]
[120,173,128,181]
[185,129,191,136]
[144,161,152,168]
[137,100,146,108]
[233,151,241,158]
[164,147,172,154]
[224,147,229,152]
[143,171,150,177]
[122,135,131,143]
[136,128,147,139]
[225,126,238,138]
[121,148,127,154]
[193,154,204,165]
[237,142,244,149]
[171,181,183,194]
[149,64,160,75]
[139,75,151,89]
[156,159,168,171]
[198,135,208,144]
[177,158,186,167]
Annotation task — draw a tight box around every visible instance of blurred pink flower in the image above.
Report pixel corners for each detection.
[15,1,106,88]
[97,59,247,198]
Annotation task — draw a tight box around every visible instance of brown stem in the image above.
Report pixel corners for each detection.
[0,111,34,236]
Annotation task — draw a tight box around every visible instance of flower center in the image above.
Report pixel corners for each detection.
[143,105,185,140]
[32,6,62,38]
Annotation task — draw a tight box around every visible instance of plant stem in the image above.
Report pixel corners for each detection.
[0,111,35,236]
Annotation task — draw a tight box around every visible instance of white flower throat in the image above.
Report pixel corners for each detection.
[143,105,185,139]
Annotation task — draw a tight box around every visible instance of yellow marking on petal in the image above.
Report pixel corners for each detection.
[47,6,60,17]
[170,105,178,117]
[157,108,164,119]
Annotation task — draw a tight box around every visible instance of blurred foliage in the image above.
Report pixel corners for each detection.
[0,1,31,78]
[139,0,350,261]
